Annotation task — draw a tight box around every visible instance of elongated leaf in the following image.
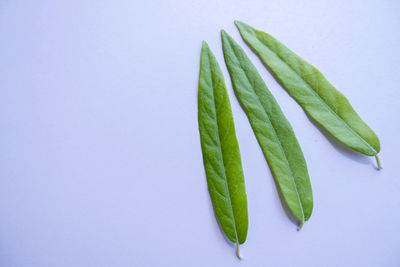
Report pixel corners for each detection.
[221,31,313,228]
[198,41,248,257]
[235,21,382,168]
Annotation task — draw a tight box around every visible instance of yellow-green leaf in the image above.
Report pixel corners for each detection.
[198,41,248,258]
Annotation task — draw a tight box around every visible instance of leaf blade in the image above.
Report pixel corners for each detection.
[221,31,313,224]
[235,20,380,157]
[198,42,248,245]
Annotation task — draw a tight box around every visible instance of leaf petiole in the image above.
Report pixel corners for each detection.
[375,155,383,170]
[236,242,243,260]
[297,221,304,231]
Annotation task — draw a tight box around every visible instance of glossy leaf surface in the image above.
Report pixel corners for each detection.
[221,31,313,226]
[235,21,381,163]
[198,42,248,252]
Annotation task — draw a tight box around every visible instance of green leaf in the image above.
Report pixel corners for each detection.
[235,21,382,169]
[198,41,248,258]
[221,31,313,228]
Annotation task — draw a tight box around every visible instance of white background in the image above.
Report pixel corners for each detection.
[1,0,399,266]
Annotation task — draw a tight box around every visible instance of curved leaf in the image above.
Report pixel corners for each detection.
[198,41,248,257]
[221,31,313,227]
[235,21,382,168]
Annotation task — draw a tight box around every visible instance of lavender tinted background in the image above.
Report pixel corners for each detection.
[0,0,400,266]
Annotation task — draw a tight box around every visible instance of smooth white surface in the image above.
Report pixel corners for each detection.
[1,0,399,266]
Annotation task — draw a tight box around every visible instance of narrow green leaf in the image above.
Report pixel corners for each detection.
[221,31,313,227]
[198,41,248,257]
[235,21,382,168]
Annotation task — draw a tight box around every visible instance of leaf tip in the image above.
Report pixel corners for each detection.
[234,20,243,27]
[220,30,229,43]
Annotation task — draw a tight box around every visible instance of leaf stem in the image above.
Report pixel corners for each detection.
[375,155,382,170]
[297,221,304,231]
[236,242,243,260]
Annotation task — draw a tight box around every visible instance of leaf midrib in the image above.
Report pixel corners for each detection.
[250,30,377,155]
